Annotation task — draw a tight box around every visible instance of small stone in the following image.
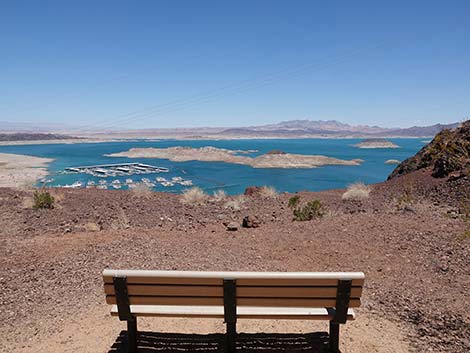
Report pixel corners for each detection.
[242,215,261,228]
[226,222,238,231]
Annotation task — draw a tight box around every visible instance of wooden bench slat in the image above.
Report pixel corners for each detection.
[110,305,356,320]
[106,295,361,308]
[103,276,364,287]
[103,270,365,280]
[104,284,362,298]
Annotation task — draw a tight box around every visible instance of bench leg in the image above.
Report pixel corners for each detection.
[226,322,237,353]
[329,321,340,353]
[127,317,138,353]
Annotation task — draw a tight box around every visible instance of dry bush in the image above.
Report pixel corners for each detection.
[224,195,246,211]
[131,182,153,198]
[21,196,34,209]
[259,186,278,198]
[181,187,208,205]
[395,181,416,209]
[342,182,370,201]
[83,222,101,232]
[17,179,36,192]
[212,189,227,202]
[110,207,130,230]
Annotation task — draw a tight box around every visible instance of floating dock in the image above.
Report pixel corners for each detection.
[63,163,169,178]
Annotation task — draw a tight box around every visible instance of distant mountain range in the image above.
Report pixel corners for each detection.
[0,119,462,138]
[218,120,460,138]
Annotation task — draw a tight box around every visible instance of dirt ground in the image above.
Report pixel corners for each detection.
[0,170,469,353]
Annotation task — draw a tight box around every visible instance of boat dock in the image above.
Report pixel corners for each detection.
[63,163,169,178]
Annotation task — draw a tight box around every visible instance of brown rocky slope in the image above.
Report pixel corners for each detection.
[389,120,469,179]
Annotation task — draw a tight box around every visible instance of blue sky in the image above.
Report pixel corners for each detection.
[1,1,469,129]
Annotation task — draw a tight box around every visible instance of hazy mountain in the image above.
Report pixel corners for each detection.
[220,120,460,137]
[0,119,461,138]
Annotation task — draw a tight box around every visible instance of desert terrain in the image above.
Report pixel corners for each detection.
[0,166,469,353]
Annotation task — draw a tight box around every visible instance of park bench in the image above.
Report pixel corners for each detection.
[103,270,365,353]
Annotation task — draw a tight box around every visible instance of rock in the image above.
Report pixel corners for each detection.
[242,215,261,228]
[244,186,261,196]
[226,222,238,231]
[403,204,416,214]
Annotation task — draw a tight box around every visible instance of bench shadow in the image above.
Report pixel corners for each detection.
[107,331,330,353]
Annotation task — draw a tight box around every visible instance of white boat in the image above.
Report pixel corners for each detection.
[161,181,174,187]
[39,177,54,183]
[179,180,193,186]
[111,179,121,185]
[125,178,134,184]
[156,177,166,182]
[112,184,121,189]
[172,176,183,182]
[99,180,107,185]
[87,180,96,186]
[97,185,107,190]
[141,178,151,183]
[65,181,83,189]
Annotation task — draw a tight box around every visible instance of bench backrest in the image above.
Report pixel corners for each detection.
[103,270,364,308]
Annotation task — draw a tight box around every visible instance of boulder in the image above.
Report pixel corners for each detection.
[226,222,238,231]
[244,186,261,196]
[242,215,261,228]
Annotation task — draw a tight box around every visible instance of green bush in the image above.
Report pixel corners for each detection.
[33,190,55,209]
[292,199,325,221]
[288,195,300,209]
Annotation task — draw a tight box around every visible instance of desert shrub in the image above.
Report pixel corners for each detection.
[396,182,416,209]
[224,195,246,211]
[33,190,54,209]
[259,186,278,198]
[181,187,207,205]
[131,182,153,198]
[288,195,301,209]
[212,189,227,202]
[292,199,325,221]
[458,230,470,241]
[342,182,370,201]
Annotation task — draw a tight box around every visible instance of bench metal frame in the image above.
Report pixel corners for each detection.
[112,275,352,353]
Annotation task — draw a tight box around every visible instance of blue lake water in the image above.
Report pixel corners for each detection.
[0,139,424,194]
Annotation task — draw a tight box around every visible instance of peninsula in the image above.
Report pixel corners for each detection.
[0,153,53,188]
[106,146,362,168]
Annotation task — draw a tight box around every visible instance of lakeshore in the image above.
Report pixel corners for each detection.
[0,153,53,188]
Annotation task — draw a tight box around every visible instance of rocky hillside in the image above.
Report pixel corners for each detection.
[389,120,470,179]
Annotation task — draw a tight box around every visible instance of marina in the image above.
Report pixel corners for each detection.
[63,163,169,178]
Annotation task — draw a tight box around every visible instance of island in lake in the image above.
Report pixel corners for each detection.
[106,146,363,168]
[354,139,399,149]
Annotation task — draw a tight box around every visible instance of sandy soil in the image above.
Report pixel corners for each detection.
[0,153,53,188]
[0,169,468,353]
[107,146,362,168]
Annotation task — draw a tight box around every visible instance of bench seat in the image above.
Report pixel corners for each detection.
[103,269,365,353]
[111,305,356,320]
